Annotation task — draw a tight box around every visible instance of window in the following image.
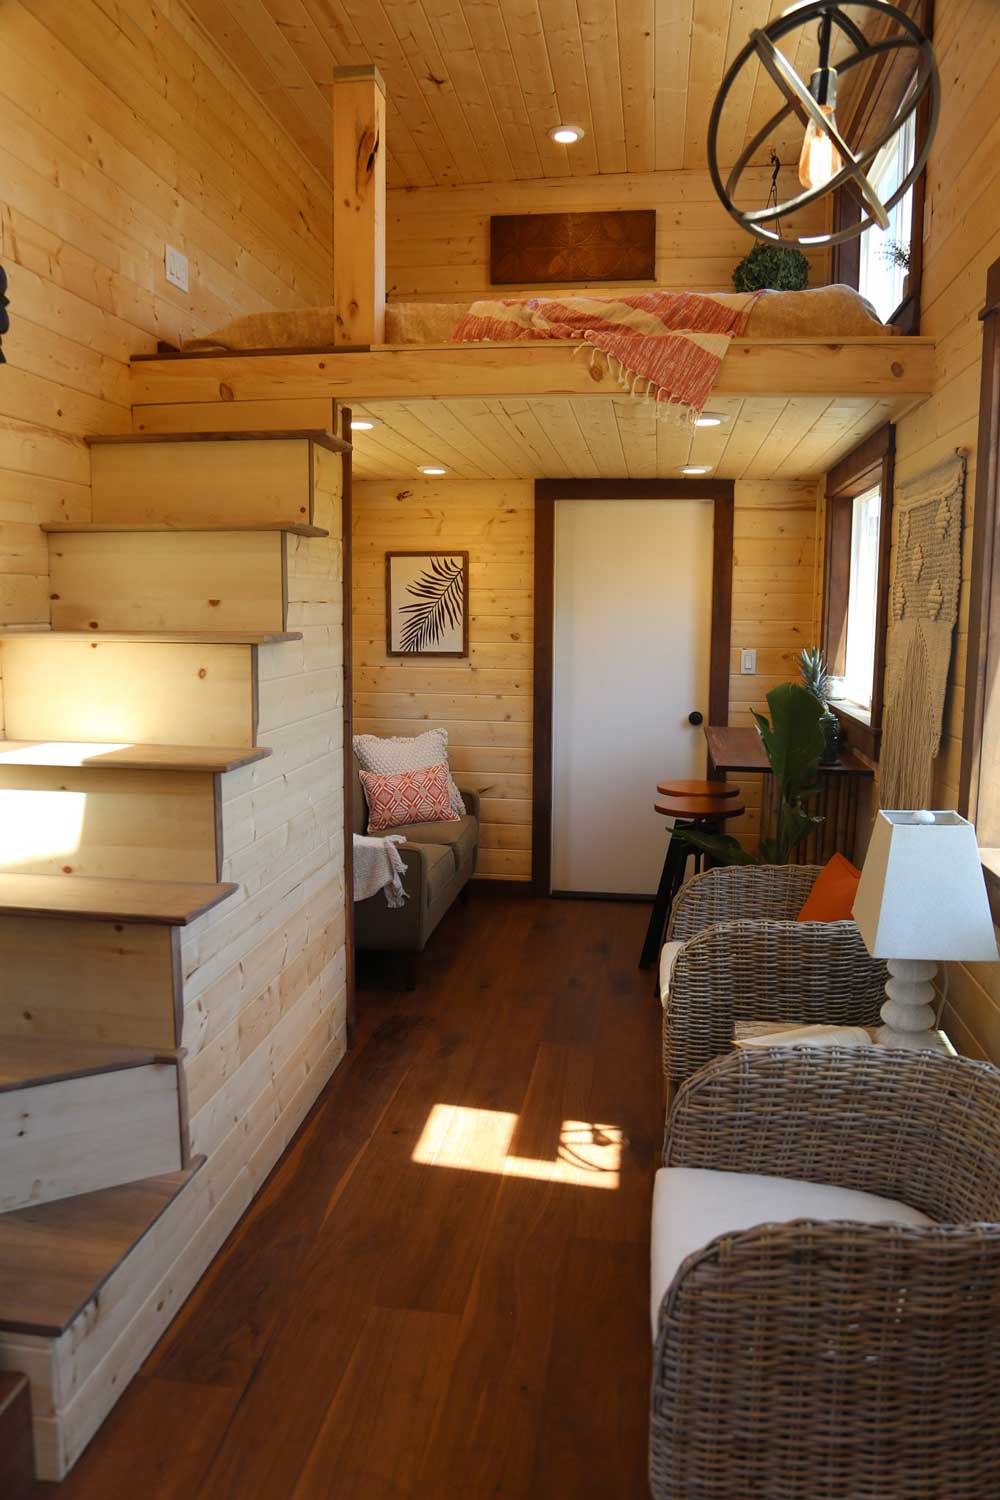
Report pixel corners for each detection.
[857,107,916,324]
[821,427,895,758]
[832,486,882,712]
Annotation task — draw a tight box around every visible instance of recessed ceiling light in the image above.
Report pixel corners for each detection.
[549,124,585,145]
[418,465,448,476]
[350,416,380,431]
[695,413,725,428]
[681,465,713,476]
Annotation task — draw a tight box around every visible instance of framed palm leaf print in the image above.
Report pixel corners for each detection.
[386,551,469,658]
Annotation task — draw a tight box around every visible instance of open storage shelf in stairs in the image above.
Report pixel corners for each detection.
[0,422,351,1480]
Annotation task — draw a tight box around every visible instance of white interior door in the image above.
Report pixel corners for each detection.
[551,499,714,896]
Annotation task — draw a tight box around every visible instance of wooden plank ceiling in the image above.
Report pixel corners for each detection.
[181,0,907,188]
[348,392,918,482]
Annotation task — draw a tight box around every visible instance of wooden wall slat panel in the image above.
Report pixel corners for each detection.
[386,168,830,301]
[886,0,1000,1062]
[0,0,334,628]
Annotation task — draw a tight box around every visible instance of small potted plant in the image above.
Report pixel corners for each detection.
[732,241,810,293]
[799,646,840,766]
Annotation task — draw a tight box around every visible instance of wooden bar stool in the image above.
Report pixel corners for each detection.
[656,778,739,799]
[638,790,745,969]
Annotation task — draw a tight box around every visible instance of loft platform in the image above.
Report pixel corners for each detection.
[128,337,934,482]
[130,336,934,405]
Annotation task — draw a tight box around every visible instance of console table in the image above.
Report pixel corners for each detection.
[705,725,874,865]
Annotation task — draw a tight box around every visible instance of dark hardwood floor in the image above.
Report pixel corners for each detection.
[39,892,661,1499]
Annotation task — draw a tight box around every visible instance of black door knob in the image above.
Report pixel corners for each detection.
[688,710,704,726]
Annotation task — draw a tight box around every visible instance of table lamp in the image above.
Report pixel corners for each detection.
[852,811,999,1049]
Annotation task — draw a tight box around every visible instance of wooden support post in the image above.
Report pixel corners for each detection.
[332,65,387,348]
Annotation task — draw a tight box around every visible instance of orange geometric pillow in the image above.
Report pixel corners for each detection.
[360,762,460,834]
[796,852,862,922]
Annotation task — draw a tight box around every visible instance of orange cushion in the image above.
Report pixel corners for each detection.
[796,853,862,922]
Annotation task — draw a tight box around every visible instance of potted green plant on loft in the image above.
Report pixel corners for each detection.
[799,645,841,765]
[732,240,810,293]
[670,681,826,867]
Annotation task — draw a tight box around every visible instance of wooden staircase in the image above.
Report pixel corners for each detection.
[0,426,351,1479]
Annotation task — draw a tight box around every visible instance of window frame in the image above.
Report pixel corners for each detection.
[821,423,895,761]
[959,254,1000,921]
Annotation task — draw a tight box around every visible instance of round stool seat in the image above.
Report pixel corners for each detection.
[656,778,739,799]
[654,795,745,820]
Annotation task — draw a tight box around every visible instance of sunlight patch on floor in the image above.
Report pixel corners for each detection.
[412,1103,623,1188]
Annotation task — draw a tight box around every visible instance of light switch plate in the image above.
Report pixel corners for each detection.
[740,647,757,675]
[165,244,189,293]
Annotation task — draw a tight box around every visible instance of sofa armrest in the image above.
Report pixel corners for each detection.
[667,864,823,941]
[458,787,480,823]
[354,842,433,953]
[663,917,886,1084]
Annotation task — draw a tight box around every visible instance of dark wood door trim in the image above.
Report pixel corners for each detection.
[341,404,357,1042]
[532,478,735,895]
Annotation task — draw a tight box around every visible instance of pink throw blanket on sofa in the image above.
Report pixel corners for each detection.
[451,290,761,420]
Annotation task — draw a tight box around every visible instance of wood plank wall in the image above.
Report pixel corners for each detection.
[0,0,333,627]
[352,475,818,875]
[888,0,1000,1060]
[353,478,534,882]
[386,167,831,303]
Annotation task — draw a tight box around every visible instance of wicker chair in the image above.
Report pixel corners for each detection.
[662,865,887,1090]
[651,1046,1000,1499]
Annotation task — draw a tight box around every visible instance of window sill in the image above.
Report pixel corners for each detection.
[830,701,881,761]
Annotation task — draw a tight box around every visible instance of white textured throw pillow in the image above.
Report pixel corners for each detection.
[354,728,466,819]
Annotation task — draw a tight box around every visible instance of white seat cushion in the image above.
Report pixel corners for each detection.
[650,1167,933,1336]
[658,941,684,1009]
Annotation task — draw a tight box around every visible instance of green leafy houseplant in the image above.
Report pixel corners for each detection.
[671,682,826,867]
[799,645,841,766]
[732,242,810,293]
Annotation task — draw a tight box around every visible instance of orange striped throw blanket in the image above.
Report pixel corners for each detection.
[451,290,761,421]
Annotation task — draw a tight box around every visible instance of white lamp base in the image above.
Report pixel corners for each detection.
[875,958,940,1050]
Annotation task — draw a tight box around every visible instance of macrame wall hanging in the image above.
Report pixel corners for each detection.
[878,453,965,810]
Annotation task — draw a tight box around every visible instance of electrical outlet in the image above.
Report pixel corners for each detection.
[165,244,189,293]
[740,647,757,675]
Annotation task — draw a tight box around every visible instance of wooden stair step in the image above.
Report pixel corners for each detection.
[0,873,236,925]
[86,428,350,453]
[0,1161,204,1336]
[0,1036,179,1093]
[0,1371,34,1499]
[1,1040,186,1215]
[0,629,300,645]
[43,521,329,537]
[0,740,270,773]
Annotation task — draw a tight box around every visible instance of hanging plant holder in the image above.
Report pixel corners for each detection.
[707,0,939,251]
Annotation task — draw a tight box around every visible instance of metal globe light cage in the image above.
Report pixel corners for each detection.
[707,0,939,250]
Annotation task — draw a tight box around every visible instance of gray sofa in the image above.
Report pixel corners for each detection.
[353,756,479,981]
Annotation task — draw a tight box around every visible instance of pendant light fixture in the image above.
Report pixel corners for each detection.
[797,9,842,190]
[707,0,938,250]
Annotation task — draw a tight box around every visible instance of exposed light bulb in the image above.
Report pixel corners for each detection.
[798,104,843,190]
[695,414,723,428]
[681,465,712,476]
[418,465,448,476]
[351,417,379,431]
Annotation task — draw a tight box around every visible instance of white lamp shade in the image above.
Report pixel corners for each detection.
[853,811,1000,961]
